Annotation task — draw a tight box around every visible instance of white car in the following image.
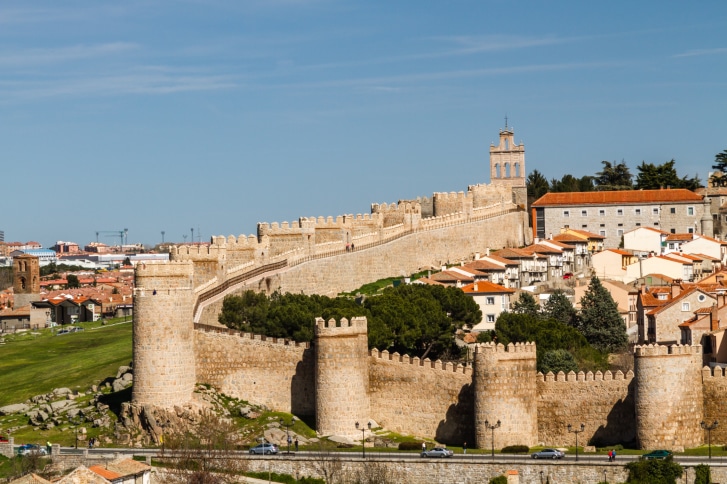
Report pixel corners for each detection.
[421,447,454,458]
[531,448,565,459]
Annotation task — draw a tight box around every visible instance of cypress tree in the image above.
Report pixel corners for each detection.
[578,276,628,352]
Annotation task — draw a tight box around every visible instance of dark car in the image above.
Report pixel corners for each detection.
[641,450,672,460]
[531,448,565,459]
[421,447,454,458]
[249,443,279,455]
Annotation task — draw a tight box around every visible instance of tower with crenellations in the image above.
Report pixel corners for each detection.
[132,261,197,407]
[314,317,371,438]
[473,342,538,449]
[12,253,40,308]
[633,343,704,451]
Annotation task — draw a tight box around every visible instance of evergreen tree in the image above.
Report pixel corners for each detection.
[511,291,539,317]
[527,170,549,201]
[634,159,701,190]
[710,149,727,187]
[541,290,577,327]
[594,160,633,191]
[578,276,628,352]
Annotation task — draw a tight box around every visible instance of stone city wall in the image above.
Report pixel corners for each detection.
[193,325,315,416]
[368,349,473,444]
[536,370,635,448]
[700,365,727,444]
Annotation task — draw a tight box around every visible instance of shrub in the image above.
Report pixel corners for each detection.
[694,464,710,484]
[489,477,507,484]
[501,445,529,454]
[398,441,425,451]
[625,456,682,483]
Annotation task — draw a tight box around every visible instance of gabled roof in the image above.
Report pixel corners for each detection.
[481,254,519,266]
[624,226,668,235]
[7,474,52,484]
[461,281,515,294]
[646,287,714,316]
[665,233,695,242]
[532,189,702,207]
[523,243,563,254]
[603,248,634,257]
[659,255,692,265]
[552,233,590,243]
[462,260,506,272]
[428,271,474,283]
[493,248,544,260]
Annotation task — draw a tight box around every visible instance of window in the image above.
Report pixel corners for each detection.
[682,302,690,312]
[599,209,605,216]
[581,224,588,229]
[617,209,624,216]
[671,229,676,234]
[636,223,641,226]
[668,243,674,249]
[486,314,496,323]
[688,227,694,234]
[600,223,605,227]
[653,208,659,215]
[670,207,676,214]
[581,210,588,217]
[698,294,707,302]
[617,229,624,236]
[618,223,623,227]
[654,222,660,226]
[486,297,495,305]
[635,208,642,215]
[563,210,570,217]
[599,230,606,236]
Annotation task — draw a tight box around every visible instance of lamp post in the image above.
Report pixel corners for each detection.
[539,470,543,484]
[603,469,607,484]
[701,420,718,460]
[567,423,585,462]
[355,421,371,459]
[484,419,501,460]
[280,417,296,455]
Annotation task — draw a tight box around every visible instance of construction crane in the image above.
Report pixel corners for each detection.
[95,229,128,246]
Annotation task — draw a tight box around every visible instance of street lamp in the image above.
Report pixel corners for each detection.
[567,423,585,462]
[280,417,296,454]
[484,419,501,460]
[355,421,371,459]
[603,469,607,484]
[701,420,718,460]
[539,470,543,484]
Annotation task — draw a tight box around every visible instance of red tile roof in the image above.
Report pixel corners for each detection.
[665,233,694,241]
[461,281,515,294]
[532,189,702,207]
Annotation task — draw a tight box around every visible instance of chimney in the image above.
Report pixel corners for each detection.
[486,248,490,257]
[711,304,719,332]
[475,252,481,260]
[474,283,479,292]
[671,281,682,299]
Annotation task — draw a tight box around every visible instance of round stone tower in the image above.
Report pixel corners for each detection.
[634,344,704,451]
[474,342,538,449]
[132,261,196,407]
[314,317,370,437]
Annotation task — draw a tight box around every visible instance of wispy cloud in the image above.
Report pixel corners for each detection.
[0,43,138,67]
[673,47,727,58]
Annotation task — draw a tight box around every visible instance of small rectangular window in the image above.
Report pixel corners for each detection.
[617,209,624,216]
[600,230,606,236]
[563,210,570,217]
[688,227,694,234]
[688,206,694,216]
[486,314,496,323]
[582,224,588,229]
[635,208,642,215]
[617,229,624,236]
[671,229,676,234]
[581,210,587,217]
[618,223,623,227]
[600,224,605,228]
[682,302,690,312]
[653,208,659,215]
[599,209,605,216]
[636,223,641,226]
[671,207,676,214]
[654,222,660,226]
[486,297,495,305]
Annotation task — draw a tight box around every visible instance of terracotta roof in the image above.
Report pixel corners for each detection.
[640,293,668,307]
[659,255,691,264]
[691,234,727,245]
[551,233,589,243]
[88,466,122,480]
[647,288,713,316]
[494,248,544,259]
[105,458,150,476]
[481,254,519,266]
[607,249,634,256]
[532,188,702,207]
[462,260,506,272]
[523,244,563,254]
[693,253,720,261]
[429,271,474,283]
[412,277,447,286]
[7,474,53,484]
[644,273,675,284]
[665,233,695,241]
[566,229,606,240]
[461,281,515,294]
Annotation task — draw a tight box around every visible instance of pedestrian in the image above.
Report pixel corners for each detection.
[351,243,355,251]
[463,441,467,454]
[608,449,613,462]
[294,438,299,452]
[612,449,616,461]
[422,442,426,453]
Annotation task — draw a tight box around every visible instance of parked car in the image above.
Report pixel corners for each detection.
[531,448,565,459]
[421,447,454,458]
[641,449,672,460]
[17,444,47,456]
[249,443,279,455]
[0,435,8,443]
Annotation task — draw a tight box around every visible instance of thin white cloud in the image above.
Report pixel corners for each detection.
[673,47,727,58]
[0,43,139,67]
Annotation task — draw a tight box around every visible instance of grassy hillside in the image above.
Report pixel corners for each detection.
[0,319,132,407]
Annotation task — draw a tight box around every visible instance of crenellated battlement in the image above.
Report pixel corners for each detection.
[475,341,536,356]
[369,348,471,375]
[314,316,367,337]
[537,369,634,382]
[633,343,703,357]
[371,201,421,214]
[193,323,310,348]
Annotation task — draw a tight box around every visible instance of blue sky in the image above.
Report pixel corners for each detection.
[2,1,726,247]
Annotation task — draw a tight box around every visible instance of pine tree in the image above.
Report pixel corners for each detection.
[578,276,628,352]
[541,290,577,326]
[511,291,540,317]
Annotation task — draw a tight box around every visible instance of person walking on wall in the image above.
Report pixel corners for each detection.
[612,449,616,461]
[295,438,299,452]
[463,441,467,454]
[422,442,426,453]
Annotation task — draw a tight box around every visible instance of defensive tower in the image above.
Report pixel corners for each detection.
[473,342,538,449]
[314,317,371,437]
[12,253,40,308]
[633,344,704,451]
[132,261,196,407]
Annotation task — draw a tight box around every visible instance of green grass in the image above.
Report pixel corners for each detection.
[0,319,132,407]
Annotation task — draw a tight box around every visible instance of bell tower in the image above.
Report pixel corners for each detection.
[490,120,526,187]
[13,254,40,308]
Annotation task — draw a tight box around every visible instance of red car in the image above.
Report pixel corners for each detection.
[563,272,573,280]
[0,436,8,443]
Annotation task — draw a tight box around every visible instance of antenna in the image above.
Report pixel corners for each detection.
[191,228,194,245]
[161,231,165,244]
[504,115,508,129]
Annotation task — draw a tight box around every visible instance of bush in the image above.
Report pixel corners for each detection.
[501,445,529,454]
[489,477,507,484]
[694,464,710,484]
[398,441,425,451]
[625,457,682,483]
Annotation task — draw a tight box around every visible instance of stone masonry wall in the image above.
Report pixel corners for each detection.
[368,349,473,445]
[194,326,315,416]
[536,370,635,447]
[700,365,727,444]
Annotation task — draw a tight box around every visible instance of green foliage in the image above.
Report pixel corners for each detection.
[634,159,701,190]
[527,169,549,201]
[595,160,633,191]
[550,174,595,192]
[476,330,495,343]
[694,464,711,484]
[489,476,507,484]
[398,441,425,451]
[511,292,539,317]
[541,290,576,326]
[710,149,727,187]
[66,274,80,289]
[500,445,529,453]
[625,457,682,483]
[578,276,628,352]
[39,262,86,276]
[0,267,11,291]
[539,349,578,374]
[245,471,324,484]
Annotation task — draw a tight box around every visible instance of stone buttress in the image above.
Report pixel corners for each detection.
[474,342,538,449]
[314,317,371,437]
[132,261,196,407]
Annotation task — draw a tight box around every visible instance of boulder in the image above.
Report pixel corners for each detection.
[116,366,132,379]
[53,388,72,397]
[0,403,29,416]
[112,378,128,393]
[50,400,73,412]
[121,373,133,382]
